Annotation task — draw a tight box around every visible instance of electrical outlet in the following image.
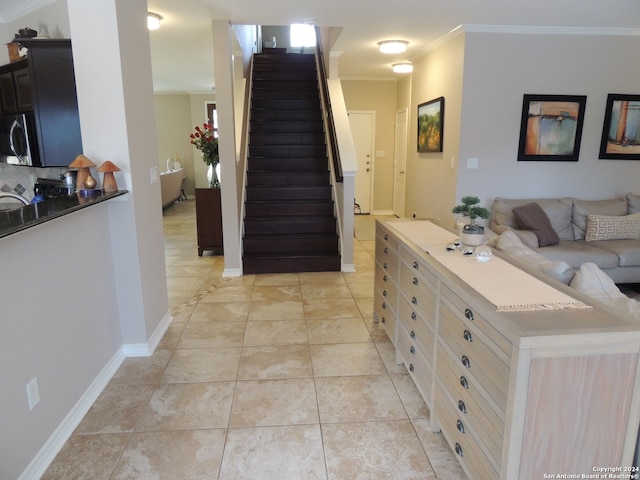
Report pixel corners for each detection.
[150,166,159,184]
[26,377,40,410]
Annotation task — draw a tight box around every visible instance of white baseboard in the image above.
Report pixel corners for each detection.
[223,267,243,277]
[372,209,394,216]
[341,263,356,272]
[18,310,174,479]
[122,310,173,357]
[18,349,126,480]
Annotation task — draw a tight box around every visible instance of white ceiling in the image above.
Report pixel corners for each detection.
[3,0,640,93]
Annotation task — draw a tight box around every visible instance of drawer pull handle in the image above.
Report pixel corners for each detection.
[463,329,473,342]
[409,363,414,373]
[460,376,469,389]
[455,443,464,457]
[411,296,418,305]
[410,346,415,355]
[410,330,416,339]
[383,274,387,282]
[381,317,386,324]
[383,290,387,297]
[384,247,388,254]
[382,302,386,310]
[458,400,467,414]
[456,419,465,434]
[411,312,417,321]
[383,262,388,270]
[464,308,474,321]
[412,277,419,286]
[461,355,471,369]
[384,234,389,241]
[413,261,419,270]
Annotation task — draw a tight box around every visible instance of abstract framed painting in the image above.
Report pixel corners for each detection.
[599,94,640,160]
[417,97,444,153]
[517,94,587,161]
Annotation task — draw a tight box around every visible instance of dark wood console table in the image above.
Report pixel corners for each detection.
[195,188,223,256]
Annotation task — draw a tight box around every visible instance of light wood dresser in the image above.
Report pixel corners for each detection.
[374,219,640,480]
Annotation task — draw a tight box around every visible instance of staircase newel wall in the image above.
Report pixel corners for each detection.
[327,79,358,271]
[212,19,242,276]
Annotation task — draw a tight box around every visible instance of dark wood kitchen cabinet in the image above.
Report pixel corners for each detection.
[0,39,82,166]
[195,188,223,256]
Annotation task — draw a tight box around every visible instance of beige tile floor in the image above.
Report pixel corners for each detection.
[42,201,467,480]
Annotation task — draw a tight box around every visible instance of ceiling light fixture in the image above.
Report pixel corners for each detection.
[378,40,408,54]
[147,12,163,30]
[392,62,413,74]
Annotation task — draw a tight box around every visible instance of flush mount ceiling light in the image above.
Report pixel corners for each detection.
[392,62,413,74]
[147,12,163,30]
[378,40,408,54]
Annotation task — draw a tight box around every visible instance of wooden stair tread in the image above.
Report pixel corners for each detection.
[243,52,340,274]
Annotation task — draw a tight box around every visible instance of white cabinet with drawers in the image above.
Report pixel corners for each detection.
[375,219,640,480]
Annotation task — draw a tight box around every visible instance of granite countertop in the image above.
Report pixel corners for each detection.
[0,191,128,239]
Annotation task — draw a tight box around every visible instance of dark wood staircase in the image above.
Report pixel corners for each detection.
[242,52,341,274]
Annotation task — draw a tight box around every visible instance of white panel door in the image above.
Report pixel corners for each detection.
[393,108,408,217]
[349,111,374,214]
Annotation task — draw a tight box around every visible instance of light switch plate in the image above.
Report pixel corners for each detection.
[467,157,479,169]
[26,377,40,410]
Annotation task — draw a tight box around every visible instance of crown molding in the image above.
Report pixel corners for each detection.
[462,24,640,36]
[411,23,640,61]
[0,0,56,22]
[338,75,398,82]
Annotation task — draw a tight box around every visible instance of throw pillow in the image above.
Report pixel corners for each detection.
[512,203,560,247]
[585,213,640,242]
[495,230,575,284]
[627,193,640,214]
[572,197,628,240]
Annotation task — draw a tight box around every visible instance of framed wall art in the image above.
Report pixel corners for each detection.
[417,97,444,153]
[517,94,587,161]
[599,94,640,160]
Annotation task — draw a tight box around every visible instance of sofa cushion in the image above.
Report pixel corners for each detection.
[570,263,640,321]
[627,193,640,214]
[512,203,560,246]
[569,262,627,301]
[493,230,575,284]
[585,213,640,241]
[490,225,540,248]
[536,240,620,270]
[588,239,640,267]
[572,197,628,240]
[491,197,574,241]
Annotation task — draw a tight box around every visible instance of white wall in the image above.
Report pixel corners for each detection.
[68,0,169,346]
[0,208,123,480]
[457,29,640,211]
[213,19,243,275]
[0,0,171,477]
[404,32,465,223]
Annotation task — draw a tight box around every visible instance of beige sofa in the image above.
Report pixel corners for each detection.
[490,193,640,284]
[160,168,184,209]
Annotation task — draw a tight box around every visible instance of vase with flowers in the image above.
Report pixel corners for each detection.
[190,123,220,188]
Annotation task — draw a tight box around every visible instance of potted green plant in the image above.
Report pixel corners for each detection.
[452,195,491,246]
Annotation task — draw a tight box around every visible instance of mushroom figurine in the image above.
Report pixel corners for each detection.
[69,155,97,191]
[97,160,121,193]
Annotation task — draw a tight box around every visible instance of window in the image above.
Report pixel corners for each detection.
[206,102,218,138]
[290,24,316,48]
